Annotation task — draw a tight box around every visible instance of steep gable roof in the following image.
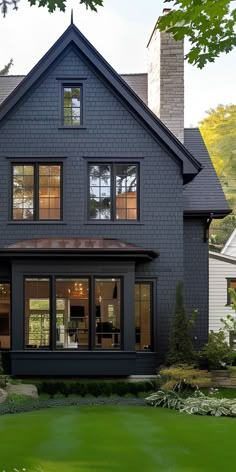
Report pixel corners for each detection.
[121,73,148,106]
[0,23,201,184]
[0,75,24,105]
[210,251,236,264]
[183,128,230,216]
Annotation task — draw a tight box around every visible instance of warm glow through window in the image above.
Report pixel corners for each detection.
[12,164,61,221]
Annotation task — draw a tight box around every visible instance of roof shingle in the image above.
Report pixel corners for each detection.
[183,128,230,215]
[0,75,24,105]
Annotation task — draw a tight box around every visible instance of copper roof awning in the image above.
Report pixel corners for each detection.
[1,238,158,261]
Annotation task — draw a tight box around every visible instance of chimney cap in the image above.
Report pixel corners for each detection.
[163,8,171,14]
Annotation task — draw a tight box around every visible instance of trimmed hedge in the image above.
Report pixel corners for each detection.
[0,396,145,416]
[36,380,152,398]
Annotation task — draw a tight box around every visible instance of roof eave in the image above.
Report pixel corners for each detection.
[0,248,158,262]
[184,209,232,218]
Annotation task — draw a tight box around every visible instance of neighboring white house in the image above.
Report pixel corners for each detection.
[221,228,236,257]
[209,250,236,344]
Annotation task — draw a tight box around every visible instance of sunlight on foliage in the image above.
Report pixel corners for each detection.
[158,0,236,68]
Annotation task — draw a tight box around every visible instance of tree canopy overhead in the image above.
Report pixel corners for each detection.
[2,0,236,68]
[159,0,236,68]
[1,0,236,67]
[0,0,103,16]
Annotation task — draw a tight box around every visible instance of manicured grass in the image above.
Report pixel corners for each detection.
[0,406,236,471]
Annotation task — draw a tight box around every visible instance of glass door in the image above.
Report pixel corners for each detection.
[56,279,89,349]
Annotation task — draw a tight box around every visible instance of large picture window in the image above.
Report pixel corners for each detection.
[12,164,62,221]
[89,163,138,220]
[24,277,121,350]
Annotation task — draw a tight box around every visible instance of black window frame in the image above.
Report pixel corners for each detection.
[0,281,11,350]
[11,163,63,222]
[134,280,154,352]
[88,162,140,221]
[226,278,236,306]
[61,83,83,127]
[23,275,124,351]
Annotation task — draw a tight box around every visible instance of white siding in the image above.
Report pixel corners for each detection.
[209,256,236,335]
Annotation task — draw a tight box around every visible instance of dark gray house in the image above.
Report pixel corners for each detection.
[0,17,229,376]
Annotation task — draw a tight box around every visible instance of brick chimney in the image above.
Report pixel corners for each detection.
[147,9,184,143]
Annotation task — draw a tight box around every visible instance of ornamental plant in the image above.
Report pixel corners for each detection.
[146,389,236,417]
[165,282,198,365]
[157,364,210,392]
[221,287,236,333]
[200,330,235,370]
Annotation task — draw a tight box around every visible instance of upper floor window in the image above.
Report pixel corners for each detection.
[89,163,138,220]
[63,86,82,126]
[12,164,62,221]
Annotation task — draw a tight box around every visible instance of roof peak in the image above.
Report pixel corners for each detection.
[0,20,201,182]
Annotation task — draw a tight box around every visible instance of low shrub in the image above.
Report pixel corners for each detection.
[0,375,7,388]
[36,380,152,398]
[200,331,236,370]
[0,396,145,416]
[157,364,210,391]
[146,389,236,417]
[7,393,33,404]
[146,389,183,409]
[179,394,236,416]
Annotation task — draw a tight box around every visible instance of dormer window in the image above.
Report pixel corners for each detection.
[63,85,82,126]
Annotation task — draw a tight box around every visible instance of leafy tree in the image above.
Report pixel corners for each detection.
[0,59,13,76]
[159,1,236,69]
[209,215,236,252]
[201,330,235,369]
[166,282,197,365]
[0,0,103,16]
[200,105,236,250]
[200,105,236,178]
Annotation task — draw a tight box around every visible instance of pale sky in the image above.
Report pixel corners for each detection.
[1,0,236,126]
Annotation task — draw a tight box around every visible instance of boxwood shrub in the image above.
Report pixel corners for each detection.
[36,380,152,398]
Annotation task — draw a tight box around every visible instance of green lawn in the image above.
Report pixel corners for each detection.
[0,406,236,472]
